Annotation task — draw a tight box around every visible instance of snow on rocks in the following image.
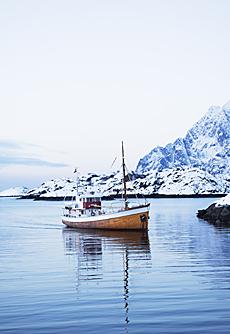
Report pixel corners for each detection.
[18,166,228,200]
[215,193,230,207]
[197,193,230,225]
[0,186,29,197]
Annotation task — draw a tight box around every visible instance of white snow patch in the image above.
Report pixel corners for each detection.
[0,187,29,197]
[222,100,230,113]
[215,193,230,207]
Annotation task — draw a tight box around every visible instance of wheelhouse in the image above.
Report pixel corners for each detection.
[80,195,102,210]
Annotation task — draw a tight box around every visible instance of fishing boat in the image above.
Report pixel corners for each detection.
[61,142,150,230]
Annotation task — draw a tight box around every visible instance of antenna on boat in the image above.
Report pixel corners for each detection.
[73,167,80,196]
[122,141,128,210]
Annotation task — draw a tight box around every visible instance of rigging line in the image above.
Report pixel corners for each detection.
[118,162,124,200]
[63,167,80,206]
[122,141,128,209]
[110,156,117,169]
[125,165,148,205]
[119,157,141,205]
[125,164,142,204]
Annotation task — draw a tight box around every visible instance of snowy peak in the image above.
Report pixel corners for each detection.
[136,138,191,174]
[188,105,229,144]
[136,101,230,177]
[222,100,230,114]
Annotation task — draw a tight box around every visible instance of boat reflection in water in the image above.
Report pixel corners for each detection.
[62,228,152,325]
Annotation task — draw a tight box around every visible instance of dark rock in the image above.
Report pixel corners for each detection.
[197,203,230,226]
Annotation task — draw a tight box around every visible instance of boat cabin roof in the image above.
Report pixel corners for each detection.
[79,194,102,200]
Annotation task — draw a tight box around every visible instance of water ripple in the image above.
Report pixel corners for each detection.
[1,198,230,333]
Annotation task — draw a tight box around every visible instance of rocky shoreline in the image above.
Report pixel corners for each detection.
[197,203,230,226]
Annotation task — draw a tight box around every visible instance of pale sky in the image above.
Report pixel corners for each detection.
[1,0,230,189]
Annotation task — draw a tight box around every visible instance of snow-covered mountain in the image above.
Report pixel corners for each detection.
[23,172,136,199]
[20,165,228,199]
[134,167,228,195]
[136,101,230,179]
[0,186,29,197]
[10,101,230,198]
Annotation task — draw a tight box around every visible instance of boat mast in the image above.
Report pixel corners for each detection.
[74,167,79,197]
[122,141,128,210]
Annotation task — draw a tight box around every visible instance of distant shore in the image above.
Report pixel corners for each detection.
[10,193,227,201]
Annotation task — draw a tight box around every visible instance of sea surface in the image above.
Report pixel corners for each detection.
[0,197,230,334]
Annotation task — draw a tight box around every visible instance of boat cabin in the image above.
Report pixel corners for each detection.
[80,195,102,210]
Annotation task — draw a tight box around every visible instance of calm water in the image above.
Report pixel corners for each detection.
[1,198,230,334]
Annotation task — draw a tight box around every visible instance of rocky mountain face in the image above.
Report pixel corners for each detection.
[3,101,230,198]
[136,102,230,181]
